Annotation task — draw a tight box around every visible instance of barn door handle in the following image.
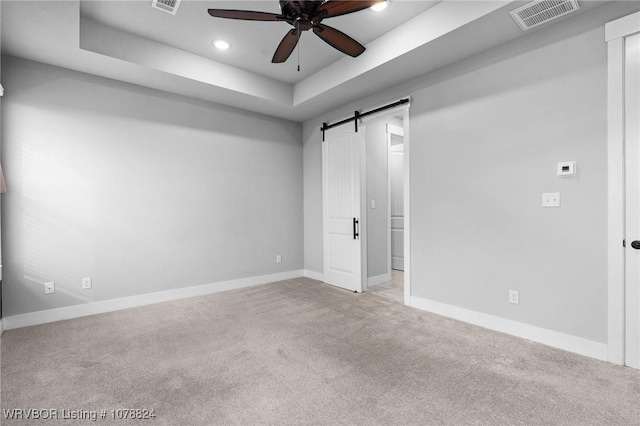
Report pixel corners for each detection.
[631,240,640,250]
[353,218,359,240]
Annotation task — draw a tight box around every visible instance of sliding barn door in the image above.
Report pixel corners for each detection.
[322,124,364,292]
[625,32,640,369]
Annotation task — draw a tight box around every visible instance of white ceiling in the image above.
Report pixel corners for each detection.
[0,0,615,122]
[80,0,442,84]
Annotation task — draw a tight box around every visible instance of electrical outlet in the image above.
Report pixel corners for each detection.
[44,281,55,294]
[276,255,282,264]
[509,290,519,305]
[82,277,92,289]
[542,192,560,207]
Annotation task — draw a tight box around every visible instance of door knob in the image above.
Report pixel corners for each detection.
[631,240,640,250]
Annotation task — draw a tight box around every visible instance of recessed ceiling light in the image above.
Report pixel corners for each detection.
[213,40,230,50]
[371,1,388,12]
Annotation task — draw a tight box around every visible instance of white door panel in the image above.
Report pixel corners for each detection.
[328,234,356,273]
[323,125,364,292]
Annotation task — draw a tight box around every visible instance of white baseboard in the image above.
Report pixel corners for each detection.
[409,296,608,361]
[303,269,324,282]
[368,273,392,287]
[3,270,304,331]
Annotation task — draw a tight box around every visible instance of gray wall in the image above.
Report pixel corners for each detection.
[410,24,607,342]
[303,4,638,344]
[1,56,303,317]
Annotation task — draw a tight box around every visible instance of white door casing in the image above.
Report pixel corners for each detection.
[606,11,640,368]
[322,123,366,292]
[624,33,640,369]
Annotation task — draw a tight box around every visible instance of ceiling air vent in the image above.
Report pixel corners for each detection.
[151,0,182,15]
[509,0,580,31]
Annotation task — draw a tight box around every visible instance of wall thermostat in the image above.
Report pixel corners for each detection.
[557,161,576,177]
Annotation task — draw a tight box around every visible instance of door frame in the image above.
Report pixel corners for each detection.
[403,108,411,305]
[606,11,640,365]
[359,105,411,304]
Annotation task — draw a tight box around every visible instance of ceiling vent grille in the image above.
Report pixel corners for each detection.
[151,0,182,15]
[509,0,580,31]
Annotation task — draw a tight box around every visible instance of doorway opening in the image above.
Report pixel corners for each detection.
[321,101,410,304]
[366,114,406,304]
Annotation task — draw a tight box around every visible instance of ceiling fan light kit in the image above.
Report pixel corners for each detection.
[207,1,385,65]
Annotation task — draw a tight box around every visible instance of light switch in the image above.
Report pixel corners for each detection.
[82,277,92,289]
[542,192,560,207]
[371,200,376,209]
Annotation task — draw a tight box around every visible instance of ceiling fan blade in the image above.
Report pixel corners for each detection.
[314,0,382,19]
[207,9,284,21]
[313,24,365,57]
[272,29,300,63]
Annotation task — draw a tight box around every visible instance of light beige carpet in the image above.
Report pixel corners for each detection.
[1,277,639,425]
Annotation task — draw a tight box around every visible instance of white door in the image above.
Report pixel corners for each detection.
[389,139,404,271]
[624,32,640,369]
[322,124,365,292]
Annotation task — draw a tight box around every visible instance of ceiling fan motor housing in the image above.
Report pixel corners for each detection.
[279,1,322,29]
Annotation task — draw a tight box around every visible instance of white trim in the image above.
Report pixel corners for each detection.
[303,269,324,281]
[2,270,304,330]
[607,35,626,365]
[606,11,640,366]
[368,272,392,287]
[387,129,392,285]
[0,318,3,335]
[605,11,640,42]
[409,296,608,361]
[360,124,368,293]
[402,108,411,306]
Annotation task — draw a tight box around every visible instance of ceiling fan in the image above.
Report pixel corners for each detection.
[207,1,384,64]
